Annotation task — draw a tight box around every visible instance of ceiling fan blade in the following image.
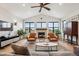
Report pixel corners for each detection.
[44,7,51,11]
[39,7,42,12]
[39,3,44,7]
[31,6,40,8]
[39,3,43,5]
[43,3,50,6]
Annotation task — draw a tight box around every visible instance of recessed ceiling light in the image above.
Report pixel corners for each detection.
[59,3,62,6]
[22,4,26,7]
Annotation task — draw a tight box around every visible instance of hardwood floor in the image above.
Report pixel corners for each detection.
[0,39,27,53]
[59,41,75,51]
[0,39,76,55]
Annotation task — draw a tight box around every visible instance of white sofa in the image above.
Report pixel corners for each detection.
[0,36,19,47]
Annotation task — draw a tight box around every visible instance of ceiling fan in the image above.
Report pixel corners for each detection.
[31,3,51,12]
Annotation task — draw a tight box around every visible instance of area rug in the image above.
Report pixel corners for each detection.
[27,43,75,56]
[0,40,76,56]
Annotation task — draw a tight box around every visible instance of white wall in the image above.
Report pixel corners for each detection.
[62,9,79,20]
[0,6,23,37]
[0,6,14,22]
[24,14,60,22]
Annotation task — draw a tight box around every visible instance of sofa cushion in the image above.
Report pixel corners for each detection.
[11,44,30,56]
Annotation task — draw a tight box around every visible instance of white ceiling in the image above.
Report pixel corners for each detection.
[0,3,79,19]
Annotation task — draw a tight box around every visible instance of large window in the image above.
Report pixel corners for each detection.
[48,22,59,32]
[48,22,53,27]
[24,22,35,33]
[24,22,60,33]
[36,22,41,28]
[36,22,47,28]
[24,22,29,28]
[54,23,59,28]
[48,22,53,31]
[54,22,59,32]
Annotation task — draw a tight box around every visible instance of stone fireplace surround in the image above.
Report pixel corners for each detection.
[36,28,48,38]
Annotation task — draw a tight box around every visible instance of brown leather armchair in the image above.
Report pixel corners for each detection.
[27,33,37,42]
[48,32,59,42]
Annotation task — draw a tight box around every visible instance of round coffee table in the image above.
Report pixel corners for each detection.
[35,42,58,50]
[35,42,58,55]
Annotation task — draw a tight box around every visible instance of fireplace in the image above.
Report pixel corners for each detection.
[36,28,47,38]
[38,32,45,38]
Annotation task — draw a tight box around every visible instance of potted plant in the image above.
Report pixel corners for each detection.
[17,29,26,39]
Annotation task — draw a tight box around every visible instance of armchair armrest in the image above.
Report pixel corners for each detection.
[35,36,37,39]
[47,36,50,39]
[26,35,29,39]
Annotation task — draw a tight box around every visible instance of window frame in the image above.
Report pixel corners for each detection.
[36,22,47,28]
[48,22,59,32]
[24,22,35,32]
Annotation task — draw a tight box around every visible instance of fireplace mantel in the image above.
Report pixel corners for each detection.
[36,28,47,30]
